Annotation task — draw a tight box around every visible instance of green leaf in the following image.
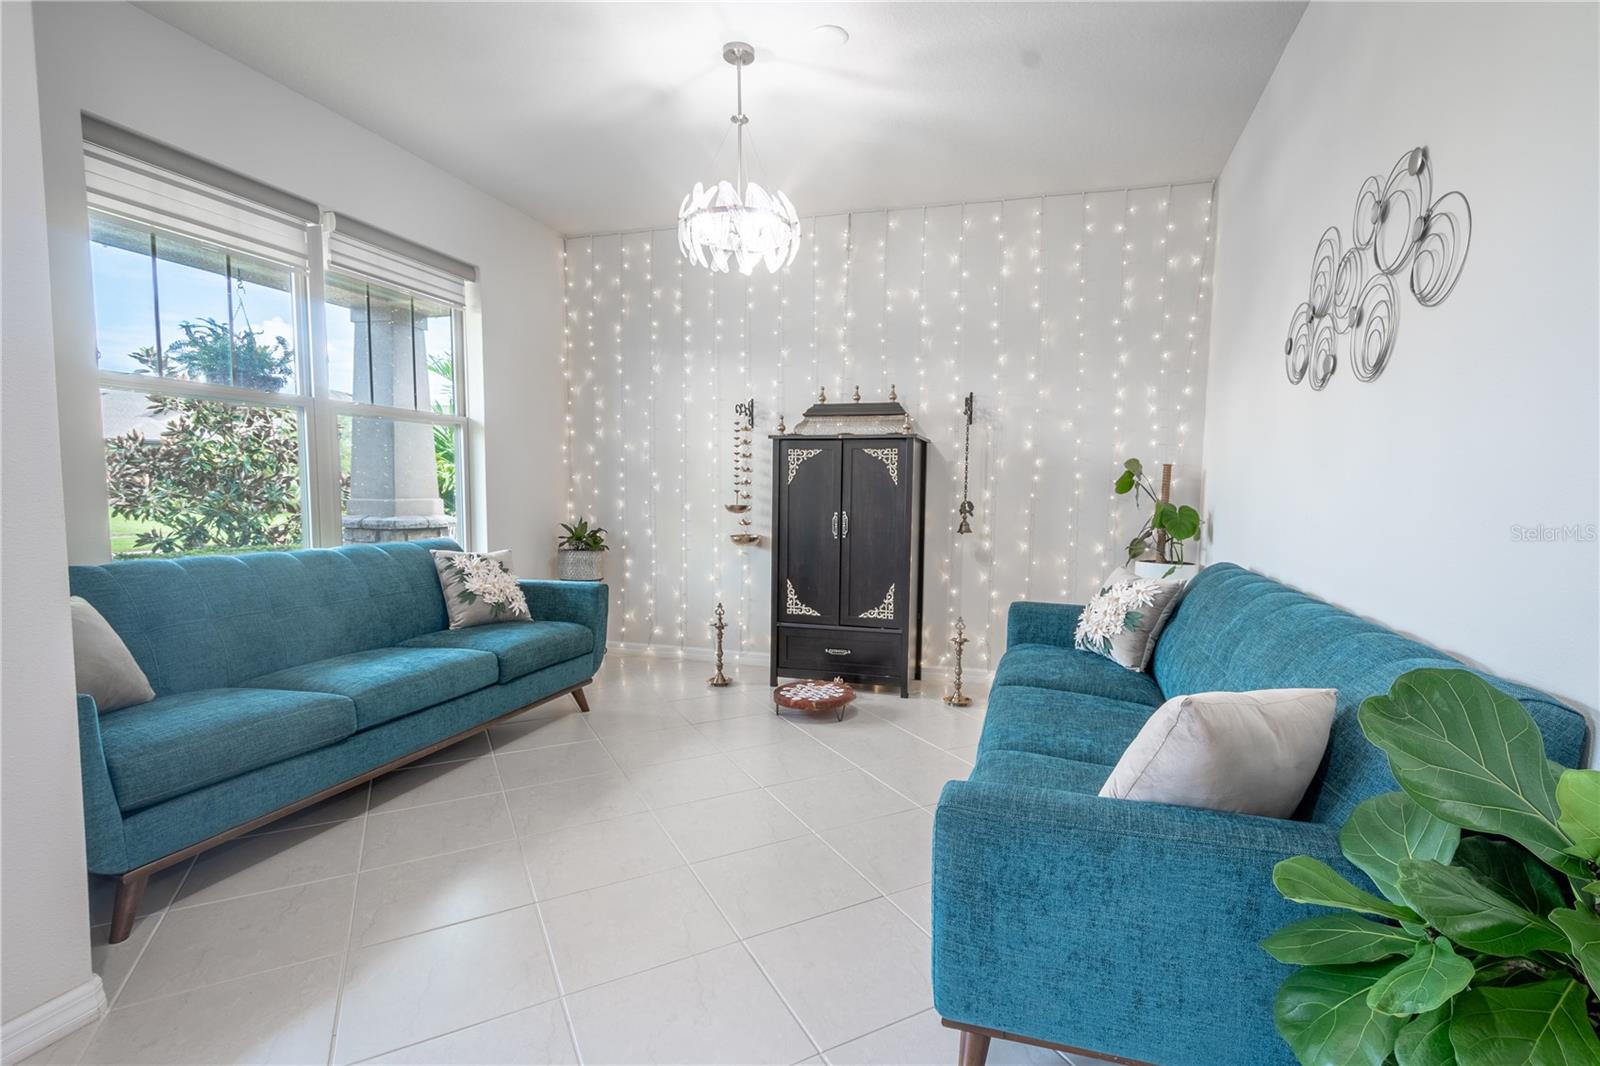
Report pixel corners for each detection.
[1126,536,1148,559]
[1548,906,1600,990]
[1275,964,1407,1066]
[1357,669,1577,872]
[1367,938,1474,1016]
[1395,1005,1456,1066]
[1274,857,1421,923]
[1123,458,1143,475]
[1164,504,1202,541]
[1447,980,1600,1066]
[1451,836,1567,917]
[1114,470,1136,494]
[1555,769,1600,862]
[1340,793,1461,906]
[1397,860,1567,957]
[1263,915,1422,966]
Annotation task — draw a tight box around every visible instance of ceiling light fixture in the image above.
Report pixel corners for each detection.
[677,41,801,276]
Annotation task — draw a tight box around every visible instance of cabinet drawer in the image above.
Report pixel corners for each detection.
[778,626,901,676]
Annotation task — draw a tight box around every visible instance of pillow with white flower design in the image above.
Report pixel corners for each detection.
[1073,566,1190,672]
[431,550,532,629]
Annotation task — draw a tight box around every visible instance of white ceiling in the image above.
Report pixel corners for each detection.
[138,1,1305,235]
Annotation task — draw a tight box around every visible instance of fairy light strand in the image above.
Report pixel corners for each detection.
[553,183,1215,662]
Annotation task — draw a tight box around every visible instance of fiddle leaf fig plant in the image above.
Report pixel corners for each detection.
[1266,668,1600,1066]
[1113,458,1201,567]
[558,517,609,552]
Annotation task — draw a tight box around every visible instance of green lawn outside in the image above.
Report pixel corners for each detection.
[108,511,300,559]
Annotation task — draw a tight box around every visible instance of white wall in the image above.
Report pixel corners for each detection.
[1205,4,1599,731]
[1,0,102,1051]
[32,0,567,570]
[566,184,1216,669]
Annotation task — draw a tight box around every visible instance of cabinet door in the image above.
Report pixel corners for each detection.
[778,440,841,625]
[840,440,905,628]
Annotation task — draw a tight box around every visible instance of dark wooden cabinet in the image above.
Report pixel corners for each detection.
[770,434,927,696]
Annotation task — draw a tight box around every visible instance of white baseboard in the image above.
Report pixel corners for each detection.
[604,641,994,684]
[1,976,105,1065]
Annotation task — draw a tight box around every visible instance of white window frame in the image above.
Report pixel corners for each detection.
[90,208,473,555]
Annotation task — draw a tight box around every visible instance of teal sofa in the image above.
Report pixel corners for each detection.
[69,538,607,943]
[932,563,1589,1066]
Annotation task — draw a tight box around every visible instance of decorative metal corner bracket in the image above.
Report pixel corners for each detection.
[858,583,896,620]
[863,447,899,485]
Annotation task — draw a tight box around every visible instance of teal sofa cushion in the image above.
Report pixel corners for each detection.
[247,646,499,731]
[977,685,1153,766]
[401,621,595,684]
[970,748,1110,794]
[993,643,1163,706]
[101,688,356,812]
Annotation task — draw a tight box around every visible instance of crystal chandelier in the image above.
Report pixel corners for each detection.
[677,42,801,276]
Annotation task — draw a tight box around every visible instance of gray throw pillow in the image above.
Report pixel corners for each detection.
[1073,566,1189,671]
[70,596,155,712]
[431,549,532,630]
[1099,688,1338,817]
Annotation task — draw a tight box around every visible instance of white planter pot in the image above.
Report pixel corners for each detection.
[1133,560,1198,582]
[557,550,604,581]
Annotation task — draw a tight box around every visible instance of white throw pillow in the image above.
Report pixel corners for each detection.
[1073,566,1190,671]
[70,596,155,712]
[1098,688,1337,817]
[431,549,532,630]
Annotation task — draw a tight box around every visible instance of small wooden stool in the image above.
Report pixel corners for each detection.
[774,678,855,722]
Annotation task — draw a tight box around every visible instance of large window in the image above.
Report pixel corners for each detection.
[86,127,473,558]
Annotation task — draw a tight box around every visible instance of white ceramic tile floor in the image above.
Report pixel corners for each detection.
[50,656,1110,1066]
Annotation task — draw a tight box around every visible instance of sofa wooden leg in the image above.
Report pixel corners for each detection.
[109,874,146,944]
[572,688,591,713]
[957,1029,991,1066]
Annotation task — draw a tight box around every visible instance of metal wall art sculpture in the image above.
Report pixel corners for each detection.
[1284,147,1471,390]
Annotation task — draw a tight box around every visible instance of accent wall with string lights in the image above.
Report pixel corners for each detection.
[561,181,1215,673]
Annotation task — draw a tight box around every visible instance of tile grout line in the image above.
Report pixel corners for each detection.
[105,952,349,1017]
[580,666,967,1058]
[161,788,901,970]
[65,854,200,1064]
[629,772,826,1063]
[324,781,373,1065]
[488,721,588,1066]
[99,855,195,1011]
[812,1003,948,1063]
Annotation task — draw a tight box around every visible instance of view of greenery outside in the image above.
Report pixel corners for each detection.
[103,287,306,556]
[105,391,303,556]
[428,352,457,514]
[94,212,460,559]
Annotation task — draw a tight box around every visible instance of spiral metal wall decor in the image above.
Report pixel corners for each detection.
[1283,146,1470,388]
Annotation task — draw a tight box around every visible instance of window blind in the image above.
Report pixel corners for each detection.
[322,212,477,308]
[82,116,316,268]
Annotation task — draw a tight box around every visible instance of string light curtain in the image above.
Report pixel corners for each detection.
[561,181,1215,670]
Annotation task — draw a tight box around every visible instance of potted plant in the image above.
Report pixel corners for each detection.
[1113,458,1201,580]
[1266,668,1600,1065]
[556,517,608,581]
